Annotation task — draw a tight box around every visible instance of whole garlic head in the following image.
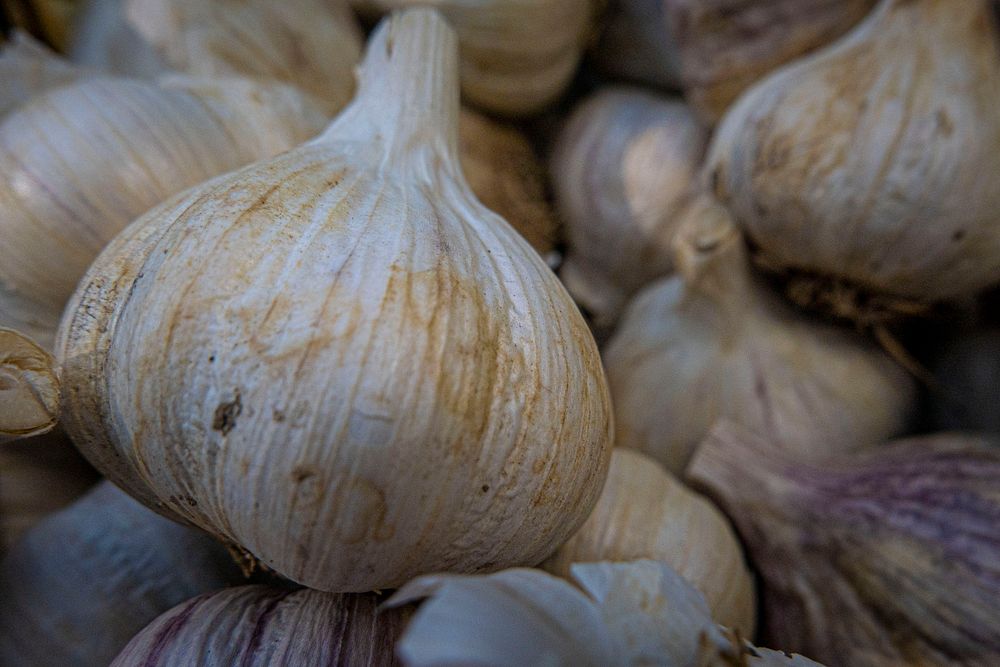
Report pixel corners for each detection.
[706,0,1000,302]
[57,9,612,593]
[544,448,756,635]
[603,197,915,473]
[552,87,706,328]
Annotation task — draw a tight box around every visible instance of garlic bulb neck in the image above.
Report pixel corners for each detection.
[0,328,60,441]
[674,198,752,314]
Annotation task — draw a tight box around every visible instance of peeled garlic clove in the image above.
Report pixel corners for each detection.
[0,481,242,667]
[0,328,59,440]
[665,0,875,124]
[544,448,755,634]
[0,432,98,556]
[351,0,602,116]
[57,9,612,593]
[688,422,1000,666]
[0,74,328,350]
[603,197,915,474]
[589,0,681,90]
[707,0,1000,302]
[459,108,559,256]
[552,87,706,327]
[0,31,93,118]
[929,328,1000,433]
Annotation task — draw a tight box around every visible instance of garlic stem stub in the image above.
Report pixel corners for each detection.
[707,0,1000,302]
[552,87,707,328]
[688,422,1000,667]
[0,328,60,441]
[544,448,756,635]
[57,8,612,593]
[603,197,915,474]
[0,481,242,667]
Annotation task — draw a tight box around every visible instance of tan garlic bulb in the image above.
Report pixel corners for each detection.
[350,0,602,116]
[0,481,242,667]
[665,0,875,123]
[689,423,1000,667]
[58,10,612,593]
[112,586,410,666]
[459,109,558,256]
[544,448,755,634]
[0,328,60,441]
[589,0,681,90]
[0,433,98,555]
[72,0,363,113]
[0,74,328,349]
[707,0,1000,302]
[552,87,706,327]
[603,197,915,473]
[0,31,93,118]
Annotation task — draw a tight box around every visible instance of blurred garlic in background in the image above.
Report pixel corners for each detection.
[589,0,680,90]
[0,31,93,117]
[1,0,83,51]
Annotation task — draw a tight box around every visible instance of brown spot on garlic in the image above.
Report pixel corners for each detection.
[211,390,242,435]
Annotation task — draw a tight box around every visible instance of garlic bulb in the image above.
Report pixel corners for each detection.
[544,448,755,634]
[688,422,1000,667]
[58,9,612,593]
[603,197,915,473]
[552,87,706,327]
[0,433,98,555]
[72,0,363,114]
[590,0,681,90]
[389,560,822,666]
[350,0,602,116]
[0,481,242,667]
[112,586,410,666]
[0,74,328,349]
[459,108,558,256]
[665,0,875,123]
[0,328,60,440]
[707,0,1000,302]
[0,31,92,118]
[930,328,1000,433]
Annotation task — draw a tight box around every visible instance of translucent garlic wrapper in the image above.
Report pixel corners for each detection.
[57,9,612,592]
[0,74,328,349]
[707,0,1000,302]
[603,197,915,473]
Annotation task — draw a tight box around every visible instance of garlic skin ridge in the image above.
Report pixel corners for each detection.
[57,9,613,593]
[603,197,915,473]
[706,0,1000,301]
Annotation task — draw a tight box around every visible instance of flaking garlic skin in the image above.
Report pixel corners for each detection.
[57,10,612,593]
[706,0,1000,302]
[689,423,1000,667]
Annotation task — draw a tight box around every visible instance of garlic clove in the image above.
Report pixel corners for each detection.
[0,480,242,667]
[589,0,681,90]
[0,328,60,441]
[0,31,94,118]
[603,196,916,474]
[57,9,612,593]
[0,74,328,350]
[543,448,756,635]
[665,0,876,124]
[459,108,559,256]
[350,0,603,116]
[552,87,707,328]
[706,0,1000,302]
[688,422,1000,666]
[111,586,410,666]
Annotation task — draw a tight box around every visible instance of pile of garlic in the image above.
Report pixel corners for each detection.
[2,0,1000,665]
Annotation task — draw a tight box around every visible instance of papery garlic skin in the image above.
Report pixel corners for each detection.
[0,75,328,350]
[688,423,1000,667]
[552,87,706,327]
[57,10,612,593]
[604,197,915,473]
[350,0,601,116]
[0,481,241,667]
[0,328,60,440]
[665,0,875,124]
[0,31,93,118]
[544,448,755,634]
[111,586,407,667]
[707,0,1000,301]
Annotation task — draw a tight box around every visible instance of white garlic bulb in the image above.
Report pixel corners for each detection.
[603,197,915,473]
[112,586,410,666]
[552,87,706,327]
[544,448,756,634]
[350,0,602,116]
[0,481,242,667]
[0,74,328,349]
[72,0,363,114]
[0,31,93,118]
[706,0,1000,302]
[57,9,612,593]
